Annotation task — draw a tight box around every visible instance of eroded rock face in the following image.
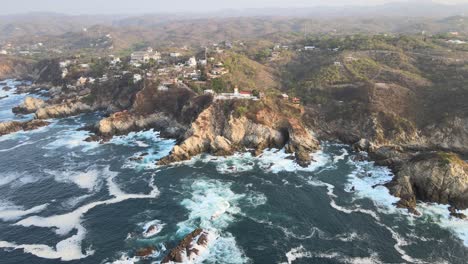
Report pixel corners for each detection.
[0,120,50,136]
[35,101,93,119]
[13,97,46,114]
[387,152,468,211]
[92,111,186,141]
[423,117,468,153]
[285,118,320,167]
[158,101,320,166]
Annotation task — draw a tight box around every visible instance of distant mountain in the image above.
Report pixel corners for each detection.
[209,1,468,18]
[1,2,468,47]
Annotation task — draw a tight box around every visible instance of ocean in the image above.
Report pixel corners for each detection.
[0,80,467,264]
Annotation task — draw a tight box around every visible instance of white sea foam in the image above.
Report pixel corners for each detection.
[280,246,383,264]
[0,139,38,153]
[173,179,256,264]
[43,129,99,152]
[111,129,175,170]
[108,254,139,264]
[258,149,330,173]
[346,158,401,214]
[340,155,432,263]
[305,175,425,263]
[110,129,163,146]
[333,148,349,163]
[187,148,330,175]
[346,154,468,250]
[177,179,245,233]
[0,202,49,221]
[0,167,159,261]
[417,203,468,247]
[45,168,101,192]
[0,172,25,186]
[281,246,313,264]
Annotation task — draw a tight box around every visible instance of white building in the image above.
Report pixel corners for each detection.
[77,77,88,86]
[110,57,121,65]
[61,68,68,79]
[304,46,316,51]
[170,52,181,58]
[131,50,161,64]
[59,60,72,68]
[198,59,207,66]
[158,85,169,91]
[186,57,197,67]
[133,74,143,83]
[0,50,8,55]
[214,87,257,101]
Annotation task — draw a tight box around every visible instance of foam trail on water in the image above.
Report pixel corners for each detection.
[280,246,384,264]
[333,148,349,163]
[307,177,424,263]
[417,203,468,247]
[0,167,159,261]
[347,154,468,248]
[44,129,99,152]
[0,202,49,222]
[45,168,101,192]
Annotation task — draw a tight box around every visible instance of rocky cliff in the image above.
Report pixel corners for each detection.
[0,120,50,136]
[0,57,34,80]
[158,99,320,167]
[12,97,46,114]
[35,100,93,119]
[387,152,468,216]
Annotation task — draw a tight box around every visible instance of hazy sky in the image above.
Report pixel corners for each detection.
[1,0,467,15]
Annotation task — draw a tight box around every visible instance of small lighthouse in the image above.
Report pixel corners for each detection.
[234,86,239,95]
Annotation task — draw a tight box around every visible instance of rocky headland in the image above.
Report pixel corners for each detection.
[0,120,50,136]
[1,43,467,218]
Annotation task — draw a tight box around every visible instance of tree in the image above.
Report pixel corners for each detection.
[252,89,260,97]
[211,78,226,93]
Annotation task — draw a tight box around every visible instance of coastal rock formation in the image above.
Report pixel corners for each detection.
[35,101,93,119]
[387,152,468,213]
[0,120,50,136]
[13,96,46,114]
[162,228,213,263]
[422,117,468,153]
[285,118,320,167]
[92,111,186,141]
[158,100,320,166]
[0,57,34,80]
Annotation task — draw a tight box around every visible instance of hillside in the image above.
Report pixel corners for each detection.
[275,35,467,153]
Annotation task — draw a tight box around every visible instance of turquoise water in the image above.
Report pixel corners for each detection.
[0,81,467,264]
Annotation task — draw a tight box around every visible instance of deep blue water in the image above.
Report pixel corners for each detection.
[0,80,467,264]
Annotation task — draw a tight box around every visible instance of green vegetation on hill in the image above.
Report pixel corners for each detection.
[208,52,279,93]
